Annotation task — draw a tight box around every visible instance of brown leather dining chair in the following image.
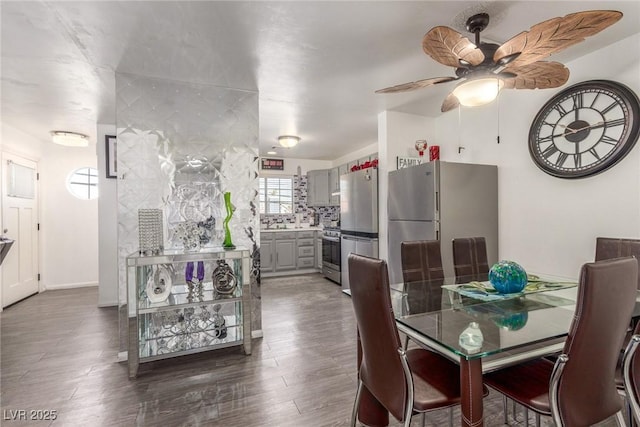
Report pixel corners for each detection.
[400,240,445,312]
[595,237,640,288]
[348,253,471,427]
[400,240,445,348]
[621,322,640,425]
[483,257,638,426]
[452,237,489,284]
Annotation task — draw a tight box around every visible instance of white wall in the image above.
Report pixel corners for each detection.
[429,33,640,279]
[331,143,378,168]
[39,141,99,290]
[97,124,118,306]
[377,111,435,261]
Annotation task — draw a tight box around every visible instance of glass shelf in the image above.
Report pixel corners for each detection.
[140,326,243,359]
[127,246,250,267]
[137,281,242,313]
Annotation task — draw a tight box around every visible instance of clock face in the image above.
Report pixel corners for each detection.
[529,80,640,179]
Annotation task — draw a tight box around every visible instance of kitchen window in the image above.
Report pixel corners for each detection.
[259,176,293,214]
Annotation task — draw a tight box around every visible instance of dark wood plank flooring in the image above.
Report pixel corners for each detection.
[1,274,618,426]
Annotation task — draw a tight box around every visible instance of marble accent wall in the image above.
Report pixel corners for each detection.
[115,73,260,354]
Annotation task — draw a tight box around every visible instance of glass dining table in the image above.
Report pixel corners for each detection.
[364,274,640,427]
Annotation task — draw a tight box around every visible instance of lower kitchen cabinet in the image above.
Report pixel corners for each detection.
[261,229,320,276]
[275,239,296,271]
[260,238,275,272]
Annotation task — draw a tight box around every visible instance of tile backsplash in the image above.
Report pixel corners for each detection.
[260,175,339,227]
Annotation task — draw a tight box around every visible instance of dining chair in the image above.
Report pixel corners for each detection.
[400,240,445,348]
[595,237,640,289]
[348,253,476,427]
[452,237,489,284]
[483,256,638,426]
[621,321,640,426]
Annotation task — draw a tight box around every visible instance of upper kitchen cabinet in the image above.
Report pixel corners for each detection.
[329,167,340,206]
[307,169,330,206]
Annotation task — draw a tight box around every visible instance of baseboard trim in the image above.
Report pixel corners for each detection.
[261,269,321,278]
[46,281,99,290]
[98,301,118,308]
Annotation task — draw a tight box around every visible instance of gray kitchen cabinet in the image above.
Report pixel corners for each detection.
[296,230,315,268]
[329,167,340,206]
[261,230,320,276]
[260,236,275,273]
[316,236,322,269]
[307,169,330,206]
[275,239,296,271]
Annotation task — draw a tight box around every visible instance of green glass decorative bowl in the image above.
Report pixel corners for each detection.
[489,260,528,294]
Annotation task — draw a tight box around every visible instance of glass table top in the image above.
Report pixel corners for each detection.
[389,275,582,360]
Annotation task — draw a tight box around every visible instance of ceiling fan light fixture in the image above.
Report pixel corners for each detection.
[452,77,504,107]
[278,135,300,148]
[50,131,89,147]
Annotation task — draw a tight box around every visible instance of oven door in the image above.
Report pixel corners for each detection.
[322,236,341,270]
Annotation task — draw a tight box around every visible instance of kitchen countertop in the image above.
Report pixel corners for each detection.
[260,227,323,233]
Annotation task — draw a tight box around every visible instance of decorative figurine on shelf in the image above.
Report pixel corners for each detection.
[146,264,173,303]
[222,191,236,249]
[415,140,428,157]
[212,304,227,339]
[212,259,237,295]
[185,261,195,301]
[489,260,528,294]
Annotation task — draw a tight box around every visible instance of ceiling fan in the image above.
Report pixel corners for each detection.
[376,10,622,112]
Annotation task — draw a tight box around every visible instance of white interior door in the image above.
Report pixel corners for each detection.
[2,153,39,307]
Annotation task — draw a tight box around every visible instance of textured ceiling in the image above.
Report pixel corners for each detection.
[2,1,639,160]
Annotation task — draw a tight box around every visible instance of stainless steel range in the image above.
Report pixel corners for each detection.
[322,227,341,284]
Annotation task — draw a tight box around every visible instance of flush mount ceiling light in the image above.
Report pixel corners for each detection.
[267,150,277,155]
[452,76,504,107]
[278,135,300,148]
[50,131,89,147]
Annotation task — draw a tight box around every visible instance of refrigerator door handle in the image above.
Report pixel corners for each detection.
[435,190,439,213]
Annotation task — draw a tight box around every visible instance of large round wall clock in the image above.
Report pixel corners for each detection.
[528,80,640,179]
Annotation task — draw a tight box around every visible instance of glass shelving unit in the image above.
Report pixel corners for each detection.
[127,247,251,378]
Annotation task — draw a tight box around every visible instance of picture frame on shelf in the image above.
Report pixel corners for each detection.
[105,135,117,178]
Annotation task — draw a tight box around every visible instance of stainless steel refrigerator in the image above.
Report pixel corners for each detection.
[340,168,379,291]
[388,161,498,284]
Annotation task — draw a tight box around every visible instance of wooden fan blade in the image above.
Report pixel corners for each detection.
[375,76,457,94]
[494,10,622,68]
[441,93,460,112]
[423,26,485,68]
[501,61,570,89]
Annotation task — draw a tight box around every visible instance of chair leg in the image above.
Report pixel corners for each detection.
[449,407,453,427]
[535,412,540,427]
[404,334,410,349]
[421,412,426,427]
[502,395,508,424]
[525,408,529,427]
[351,380,364,427]
[616,409,628,427]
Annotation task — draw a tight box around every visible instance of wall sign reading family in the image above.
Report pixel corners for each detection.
[261,158,284,170]
[105,135,117,178]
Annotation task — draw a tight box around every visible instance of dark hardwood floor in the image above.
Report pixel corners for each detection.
[1,274,618,426]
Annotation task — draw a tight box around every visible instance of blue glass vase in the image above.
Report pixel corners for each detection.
[489,260,527,294]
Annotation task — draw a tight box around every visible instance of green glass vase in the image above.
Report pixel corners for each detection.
[222,192,236,249]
